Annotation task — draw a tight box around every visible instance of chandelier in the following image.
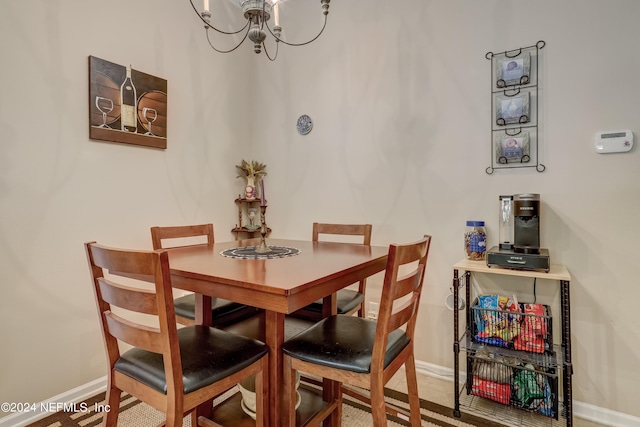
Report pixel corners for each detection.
[189,0,331,61]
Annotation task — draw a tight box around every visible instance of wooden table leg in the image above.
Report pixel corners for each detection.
[194,294,213,326]
[265,310,285,427]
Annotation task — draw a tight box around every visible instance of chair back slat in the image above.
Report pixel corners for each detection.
[98,278,159,315]
[313,223,372,245]
[387,293,420,332]
[392,243,428,266]
[104,312,165,353]
[90,243,158,276]
[387,265,424,331]
[392,265,425,300]
[372,235,431,370]
[151,224,214,249]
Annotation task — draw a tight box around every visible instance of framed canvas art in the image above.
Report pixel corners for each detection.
[89,56,167,149]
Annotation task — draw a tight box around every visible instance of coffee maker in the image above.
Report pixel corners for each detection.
[487,193,550,272]
[513,193,540,254]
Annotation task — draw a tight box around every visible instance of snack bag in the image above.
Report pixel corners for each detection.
[514,334,546,353]
[522,303,546,336]
[472,377,511,405]
[513,364,544,407]
[478,294,499,309]
[474,295,521,347]
[514,303,548,353]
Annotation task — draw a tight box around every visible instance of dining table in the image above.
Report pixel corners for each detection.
[165,237,389,426]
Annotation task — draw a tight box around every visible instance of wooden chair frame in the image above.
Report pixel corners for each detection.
[85,242,269,427]
[283,235,431,427]
[151,224,213,326]
[312,222,373,317]
[151,224,215,250]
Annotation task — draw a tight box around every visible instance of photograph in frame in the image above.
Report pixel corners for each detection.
[494,131,531,164]
[495,51,531,87]
[495,92,530,126]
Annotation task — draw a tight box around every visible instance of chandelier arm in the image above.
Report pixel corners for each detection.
[205,26,251,54]
[265,15,328,47]
[262,39,279,61]
[189,0,251,35]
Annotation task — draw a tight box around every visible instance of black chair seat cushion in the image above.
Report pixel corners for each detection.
[281,315,410,374]
[174,294,262,327]
[290,290,364,321]
[114,326,268,394]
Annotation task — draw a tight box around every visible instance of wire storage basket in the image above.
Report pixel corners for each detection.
[467,346,559,419]
[470,295,553,354]
[464,295,559,420]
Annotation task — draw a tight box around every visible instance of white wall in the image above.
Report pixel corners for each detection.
[0,0,253,411]
[249,0,640,419]
[1,0,639,422]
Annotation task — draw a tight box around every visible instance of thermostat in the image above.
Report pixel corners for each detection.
[594,130,633,153]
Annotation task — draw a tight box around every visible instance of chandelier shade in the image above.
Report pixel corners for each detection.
[189,0,330,61]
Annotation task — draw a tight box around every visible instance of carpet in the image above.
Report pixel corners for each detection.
[26,386,506,427]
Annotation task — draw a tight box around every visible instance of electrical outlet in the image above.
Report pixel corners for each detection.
[367,302,379,320]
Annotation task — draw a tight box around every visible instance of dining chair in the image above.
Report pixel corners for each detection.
[289,222,373,321]
[150,224,262,327]
[281,235,432,427]
[85,242,269,427]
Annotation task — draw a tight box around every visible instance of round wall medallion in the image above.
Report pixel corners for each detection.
[296,114,313,135]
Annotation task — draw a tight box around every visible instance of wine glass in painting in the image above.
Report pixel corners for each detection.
[95,96,114,128]
[142,107,157,136]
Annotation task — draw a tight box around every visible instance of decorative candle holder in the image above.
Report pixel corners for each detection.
[255,205,272,253]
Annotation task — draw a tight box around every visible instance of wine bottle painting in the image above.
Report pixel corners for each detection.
[120,65,137,133]
[89,56,167,149]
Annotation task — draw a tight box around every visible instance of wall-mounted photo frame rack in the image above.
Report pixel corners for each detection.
[485,41,545,175]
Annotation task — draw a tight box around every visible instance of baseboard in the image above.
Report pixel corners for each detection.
[415,359,460,381]
[414,360,640,427]
[0,376,107,427]
[571,401,640,427]
[3,364,639,427]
